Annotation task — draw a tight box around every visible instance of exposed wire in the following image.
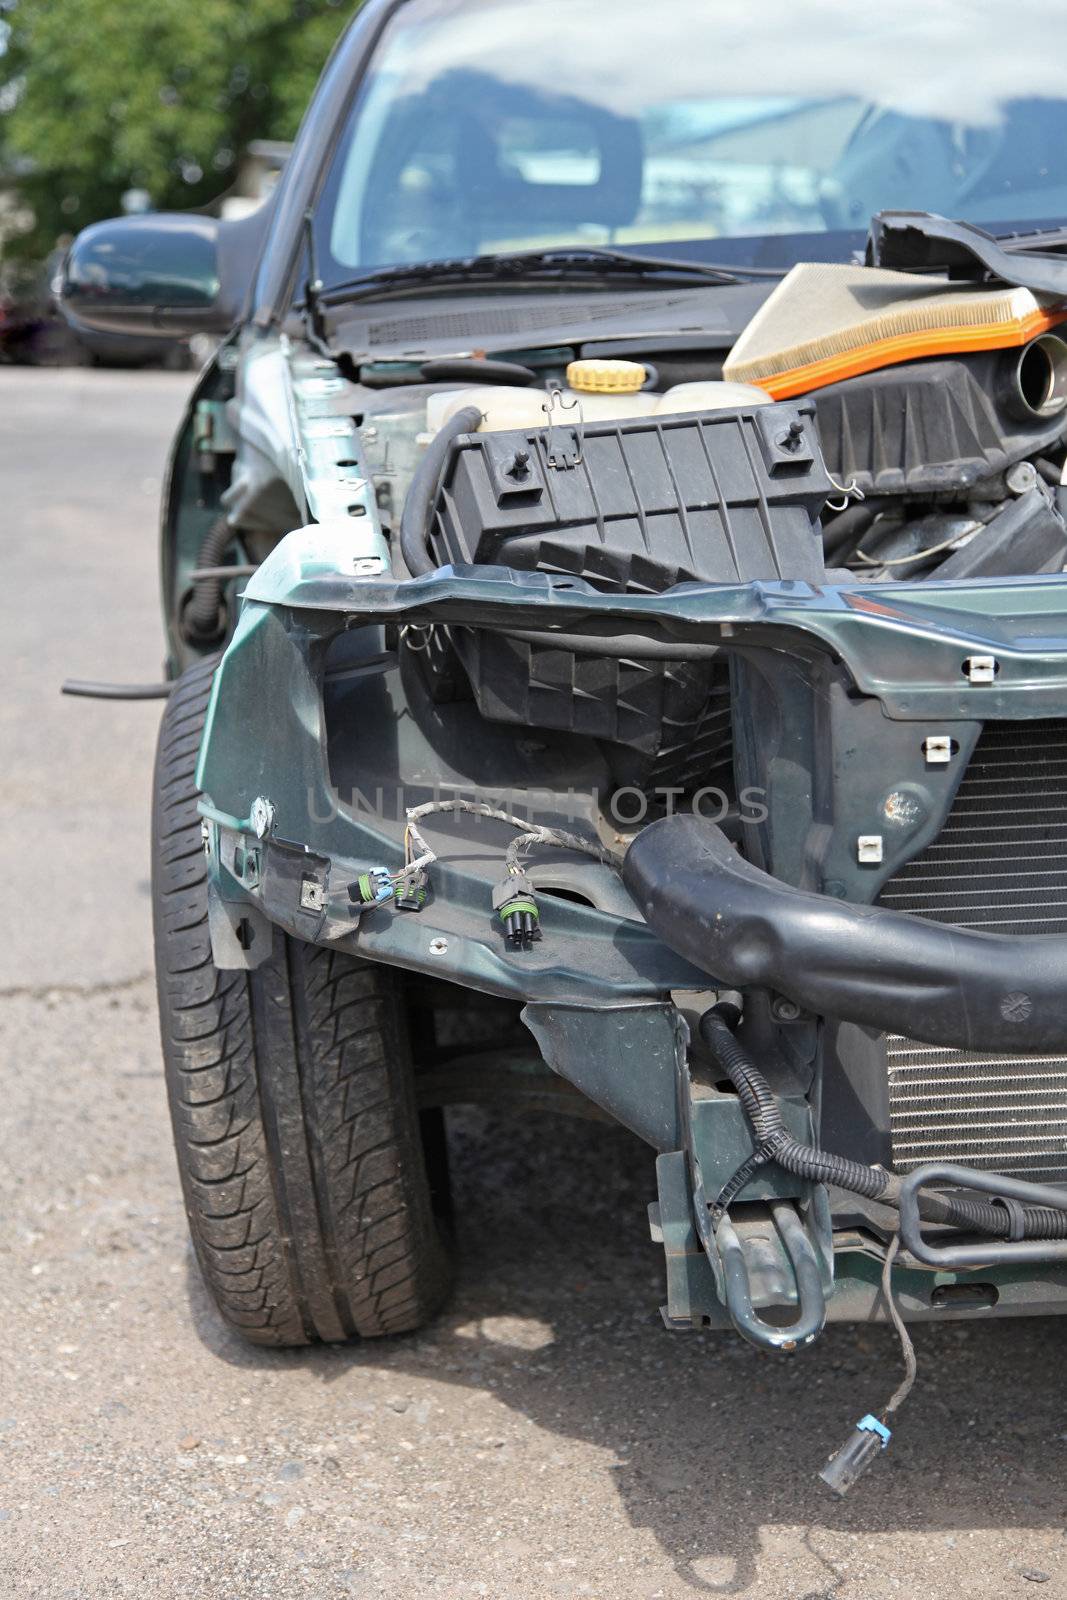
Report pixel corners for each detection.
[850,520,984,569]
[880,1234,917,1420]
[394,818,436,883]
[503,824,619,874]
[825,474,865,514]
[403,798,621,880]
[400,623,435,654]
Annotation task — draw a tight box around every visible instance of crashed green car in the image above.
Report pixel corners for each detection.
[62,0,1067,1492]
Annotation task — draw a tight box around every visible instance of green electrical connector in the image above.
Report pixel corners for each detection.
[492,872,542,950]
[395,868,430,911]
[347,867,393,910]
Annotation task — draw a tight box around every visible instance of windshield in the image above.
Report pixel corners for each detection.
[318,0,1067,284]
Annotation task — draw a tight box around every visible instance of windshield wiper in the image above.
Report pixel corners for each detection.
[316,246,785,307]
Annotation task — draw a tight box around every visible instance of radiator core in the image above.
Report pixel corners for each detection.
[878,719,1067,1178]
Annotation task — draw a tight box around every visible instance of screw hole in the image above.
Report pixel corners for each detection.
[931,1282,999,1310]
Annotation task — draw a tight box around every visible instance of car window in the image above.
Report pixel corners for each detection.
[319,0,1067,278]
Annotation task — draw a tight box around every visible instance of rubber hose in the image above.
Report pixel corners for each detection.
[420,357,537,386]
[185,514,234,639]
[917,1189,1067,1238]
[399,404,484,578]
[699,1007,1067,1238]
[61,679,172,700]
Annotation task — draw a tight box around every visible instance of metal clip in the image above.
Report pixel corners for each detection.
[542,386,584,470]
[825,474,865,514]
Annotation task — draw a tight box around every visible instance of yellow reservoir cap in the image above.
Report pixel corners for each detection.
[566,357,647,394]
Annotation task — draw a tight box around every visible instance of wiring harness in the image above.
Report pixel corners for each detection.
[699,1001,1067,1495]
[349,799,622,949]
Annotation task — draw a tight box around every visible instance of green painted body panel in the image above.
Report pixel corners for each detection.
[193,518,1067,1330]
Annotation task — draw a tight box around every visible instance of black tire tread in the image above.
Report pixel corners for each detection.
[152,656,448,1345]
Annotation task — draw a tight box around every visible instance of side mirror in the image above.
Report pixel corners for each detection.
[60,212,235,338]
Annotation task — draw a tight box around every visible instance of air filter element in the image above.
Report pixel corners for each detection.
[723,263,1066,399]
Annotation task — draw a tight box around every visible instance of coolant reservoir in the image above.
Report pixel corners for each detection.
[426,378,771,434]
[656,380,772,415]
[566,357,647,394]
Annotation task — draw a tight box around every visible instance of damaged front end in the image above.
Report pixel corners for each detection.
[196,301,1067,1484]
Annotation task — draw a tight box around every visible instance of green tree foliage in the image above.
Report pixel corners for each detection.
[0,0,357,258]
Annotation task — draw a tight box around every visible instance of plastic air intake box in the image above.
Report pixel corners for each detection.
[424,400,832,776]
[429,400,832,591]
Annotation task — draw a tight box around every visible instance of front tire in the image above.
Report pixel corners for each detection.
[152,656,450,1345]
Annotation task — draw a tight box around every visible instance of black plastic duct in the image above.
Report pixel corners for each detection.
[623,815,1067,1053]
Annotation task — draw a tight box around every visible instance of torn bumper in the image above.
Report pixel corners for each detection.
[196,518,1067,1070]
[194,523,1067,1326]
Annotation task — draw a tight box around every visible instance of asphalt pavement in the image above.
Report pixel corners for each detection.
[2,368,1065,1599]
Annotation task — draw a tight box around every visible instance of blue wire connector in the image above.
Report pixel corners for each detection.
[348,867,394,912]
[819,1414,892,1496]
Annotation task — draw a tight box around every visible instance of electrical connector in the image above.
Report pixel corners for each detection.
[348,867,393,911]
[395,868,430,912]
[819,1414,891,1496]
[492,872,542,950]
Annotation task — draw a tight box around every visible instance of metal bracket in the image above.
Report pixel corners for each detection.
[674,1037,827,1350]
[206,876,274,970]
[714,1201,827,1350]
[194,398,238,458]
[542,387,584,469]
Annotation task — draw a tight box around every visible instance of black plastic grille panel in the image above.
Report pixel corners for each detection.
[361,293,699,348]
